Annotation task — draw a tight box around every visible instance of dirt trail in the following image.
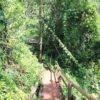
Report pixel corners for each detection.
[40,70,63,100]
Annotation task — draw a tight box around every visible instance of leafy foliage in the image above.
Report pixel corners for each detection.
[0,0,99,99]
[0,67,27,100]
[0,0,43,99]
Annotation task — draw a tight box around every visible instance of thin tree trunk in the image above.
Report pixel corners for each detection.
[39,0,43,63]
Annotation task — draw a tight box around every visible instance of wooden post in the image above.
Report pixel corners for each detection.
[68,82,73,100]
[68,82,76,100]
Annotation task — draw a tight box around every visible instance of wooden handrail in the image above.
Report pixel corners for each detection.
[28,80,42,100]
[54,62,97,100]
[28,82,39,100]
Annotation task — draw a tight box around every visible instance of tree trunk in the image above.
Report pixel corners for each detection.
[39,0,43,63]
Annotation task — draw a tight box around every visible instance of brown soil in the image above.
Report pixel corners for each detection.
[39,70,63,100]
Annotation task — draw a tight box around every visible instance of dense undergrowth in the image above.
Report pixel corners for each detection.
[0,1,43,99]
[0,44,43,99]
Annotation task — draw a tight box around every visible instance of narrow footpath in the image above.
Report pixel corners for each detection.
[39,70,63,100]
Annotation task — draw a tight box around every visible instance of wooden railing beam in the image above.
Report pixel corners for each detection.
[54,62,97,100]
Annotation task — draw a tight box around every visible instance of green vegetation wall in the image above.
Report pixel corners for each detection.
[0,1,43,99]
